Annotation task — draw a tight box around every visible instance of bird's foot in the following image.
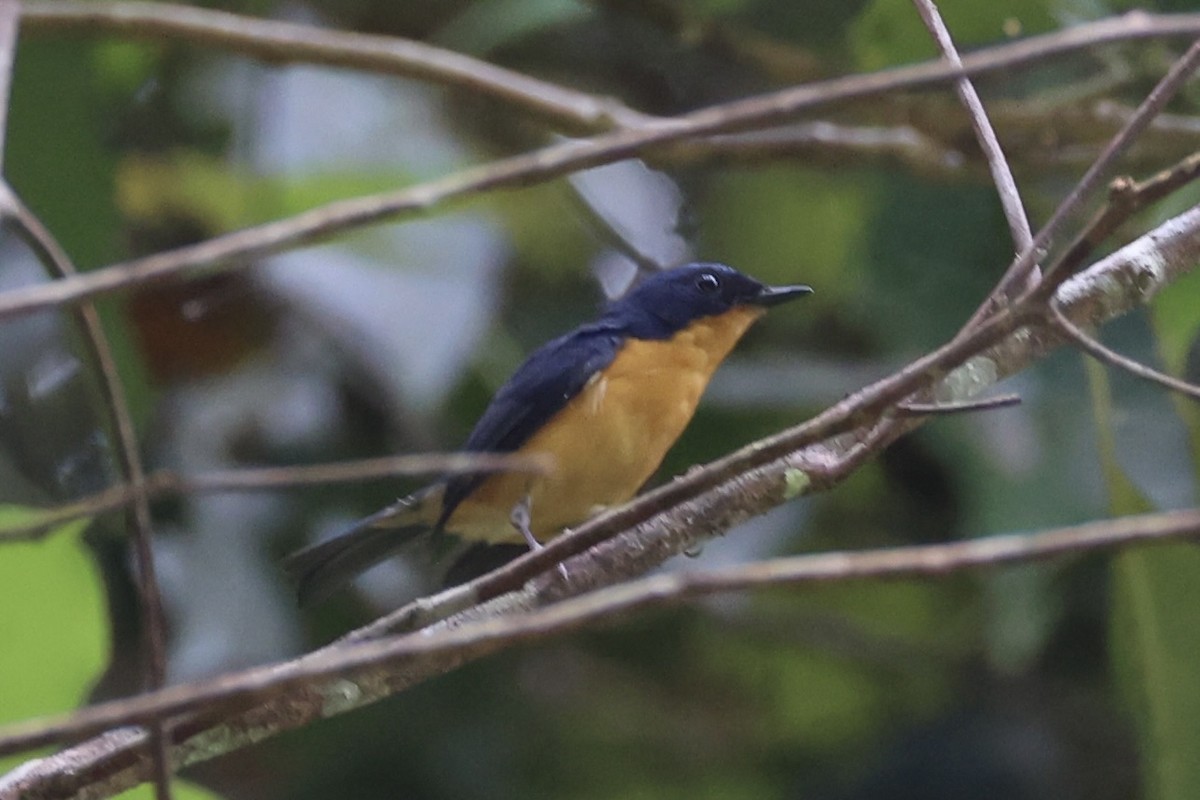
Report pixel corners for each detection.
[510,493,542,551]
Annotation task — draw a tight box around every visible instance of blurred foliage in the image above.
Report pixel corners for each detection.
[1089,358,1200,800]
[2,0,1199,798]
[0,509,103,766]
[115,783,226,800]
[849,0,1057,71]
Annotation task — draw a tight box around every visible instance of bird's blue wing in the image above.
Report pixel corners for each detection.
[437,322,623,527]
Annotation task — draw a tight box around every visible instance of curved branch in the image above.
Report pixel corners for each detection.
[4,12,1200,322]
[3,200,1198,800]
[962,37,1200,331]
[2,506,1198,766]
[21,1,653,132]
[1048,301,1200,401]
[0,186,174,797]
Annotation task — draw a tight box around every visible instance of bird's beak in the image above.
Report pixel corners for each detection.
[753,283,813,307]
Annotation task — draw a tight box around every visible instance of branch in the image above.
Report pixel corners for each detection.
[5,200,1197,800]
[963,37,1200,330]
[1048,302,1200,401]
[3,506,1198,762]
[911,0,1032,253]
[896,393,1022,416]
[0,453,551,543]
[1038,149,1200,293]
[681,123,968,178]
[20,1,653,132]
[4,12,1200,321]
[0,186,174,796]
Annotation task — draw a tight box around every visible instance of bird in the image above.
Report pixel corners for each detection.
[284,262,811,604]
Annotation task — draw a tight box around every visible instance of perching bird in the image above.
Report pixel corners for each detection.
[285,263,811,604]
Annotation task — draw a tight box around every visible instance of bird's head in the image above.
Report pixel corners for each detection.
[605,262,811,338]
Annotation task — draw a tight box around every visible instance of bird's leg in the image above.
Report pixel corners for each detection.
[510,493,570,581]
[510,492,542,551]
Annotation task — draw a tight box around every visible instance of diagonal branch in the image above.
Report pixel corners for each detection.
[20,1,654,132]
[1048,302,1200,402]
[911,0,1032,253]
[2,503,1199,762]
[961,37,1200,332]
[3,199,1197,800]
[5,13,1200,322]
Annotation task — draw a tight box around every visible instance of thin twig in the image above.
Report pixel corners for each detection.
[336,203,1200,641]
[4,173,1200,800]
[6,13,1200,322]
[0,453,551,543]
[896,393,1022,416]
[961,37,1200,332]
[683,123,968,177]
[910,0,1032,253]
[1,506,1198,760]
[1048,302,1200,401]
[1037,149,1200,294]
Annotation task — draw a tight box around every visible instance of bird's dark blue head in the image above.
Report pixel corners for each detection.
[601,263,811,339]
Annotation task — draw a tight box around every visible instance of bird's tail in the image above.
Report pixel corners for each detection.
[284,486,441,606]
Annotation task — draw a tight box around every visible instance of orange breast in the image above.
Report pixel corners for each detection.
[443,306,766,544]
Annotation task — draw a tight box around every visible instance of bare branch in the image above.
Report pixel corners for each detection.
[681,123,968,178]
[911,0,1032,253]
[896,393,1022,416]
[564,179,668,276]
[21,1,653,132]
[0,184,175,798]
[0,453,551,543]
[1038,149,1200,294]
[5,13,1200,322]
[2,506,1198,766]
[962,37,1200,332]
[1048,302,1200,402]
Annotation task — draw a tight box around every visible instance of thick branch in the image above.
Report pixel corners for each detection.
[4,201,1198,800]
[3,507,1199,766]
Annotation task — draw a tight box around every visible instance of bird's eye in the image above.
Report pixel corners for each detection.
[695,273,721,294]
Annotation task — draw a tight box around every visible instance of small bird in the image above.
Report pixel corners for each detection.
[285,263,811,604]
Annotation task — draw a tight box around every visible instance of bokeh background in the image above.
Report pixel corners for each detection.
[3,1,1200,798]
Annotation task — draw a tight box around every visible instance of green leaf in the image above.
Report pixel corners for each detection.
[1087,360,1200,800]
[0,507,107,773]
[1085,359,1153,516]
[1150,265,1200,475]
[1111,546,1200,800]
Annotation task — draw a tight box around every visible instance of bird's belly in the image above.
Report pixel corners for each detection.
[445,307,762,544]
